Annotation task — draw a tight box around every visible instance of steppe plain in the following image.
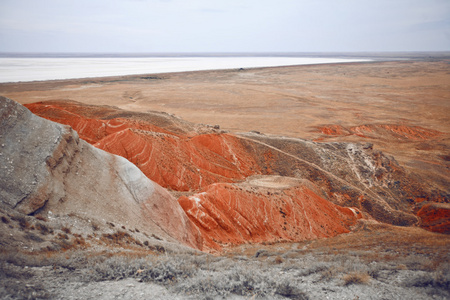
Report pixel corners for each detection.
[0,57,449,299]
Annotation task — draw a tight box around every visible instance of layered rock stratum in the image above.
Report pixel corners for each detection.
[11,98,447,251]
[0,96,202,250]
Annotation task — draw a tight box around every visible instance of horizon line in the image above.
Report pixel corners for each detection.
[1,51,450,58]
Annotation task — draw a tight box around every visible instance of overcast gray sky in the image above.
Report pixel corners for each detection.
[0,0,449,53]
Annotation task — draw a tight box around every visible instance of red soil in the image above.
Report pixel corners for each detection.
[318,124,442,141]
[25,102,261,191]
[25,102,173,144]
[94,130,260,191]
[178,179,364,251]
[416,203,450,234]
[318,125,350,136]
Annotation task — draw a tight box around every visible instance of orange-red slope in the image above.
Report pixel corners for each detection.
[317,124,442,141]
[25,102,173,144]
[26,102,261,191]
[178,179,363,250]
[416,203,450,234]
[94,130,260,191]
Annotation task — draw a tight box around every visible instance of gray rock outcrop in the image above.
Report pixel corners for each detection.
[0,96,202,249]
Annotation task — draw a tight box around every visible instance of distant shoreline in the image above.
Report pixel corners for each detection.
[1,52,449,84]
[0,56,375,83]
[0,56,447,85]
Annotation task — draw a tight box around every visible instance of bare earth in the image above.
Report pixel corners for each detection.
[3,60,449,139]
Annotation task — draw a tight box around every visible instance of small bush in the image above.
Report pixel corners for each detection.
[254,249,269,258]
[319,266,343,281]
[276,282,309,299]
[13,215,30,229]
[35,215,47,222]
[91,223,100,231]
[35,222,53,235]
[57,233,69,240]
[274,256,284,264]
[1,216,10,224]
[152,234,162,241]
[342,271,371,286]
[404,265,450,290]
[25,232,44,242]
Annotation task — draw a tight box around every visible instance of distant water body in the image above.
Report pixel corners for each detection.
[0,54,372,83]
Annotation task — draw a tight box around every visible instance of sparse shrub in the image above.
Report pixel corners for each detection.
[35,215,47,222]
[433,269,450,290]
[297,260,329,277]
[1,216,9,224]
[152,234,162,241]
[276,282,308,299]
[102,230,133,245]
[342,271,371,286]
[176,261,309,299]
[404,264,450,291]
[319,266,343,281]
[254,249,269,258]
[84,255,197,284]
[0,262,51,299]
[399,254,433,271]
[57,233,69,240]
[74,236,89,248]
[13,215,30,229]
[274,255,284,264]
[55,238,73,251]
[61,227,71,234]
[35,222,53,235]
[91,223,100,231]
[25,232,44,242]
[148,245,165,253]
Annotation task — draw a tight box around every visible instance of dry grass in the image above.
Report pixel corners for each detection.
[342,271,371,286]
[0,209,448,299]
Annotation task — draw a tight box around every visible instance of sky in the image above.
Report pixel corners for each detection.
[0,0,449,53]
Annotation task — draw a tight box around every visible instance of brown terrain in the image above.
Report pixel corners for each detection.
[0,58,449,299]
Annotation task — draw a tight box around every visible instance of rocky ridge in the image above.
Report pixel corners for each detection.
[0,97,202,251]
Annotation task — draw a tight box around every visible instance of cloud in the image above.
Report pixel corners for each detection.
[0,0,449,52]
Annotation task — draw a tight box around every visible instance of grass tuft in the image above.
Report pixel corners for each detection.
[342,271,371,286]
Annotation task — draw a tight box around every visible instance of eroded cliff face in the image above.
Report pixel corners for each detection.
[21,100,449,250]
[94,130,260,191]
[179,176,364,251]
[0,97,202,250]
